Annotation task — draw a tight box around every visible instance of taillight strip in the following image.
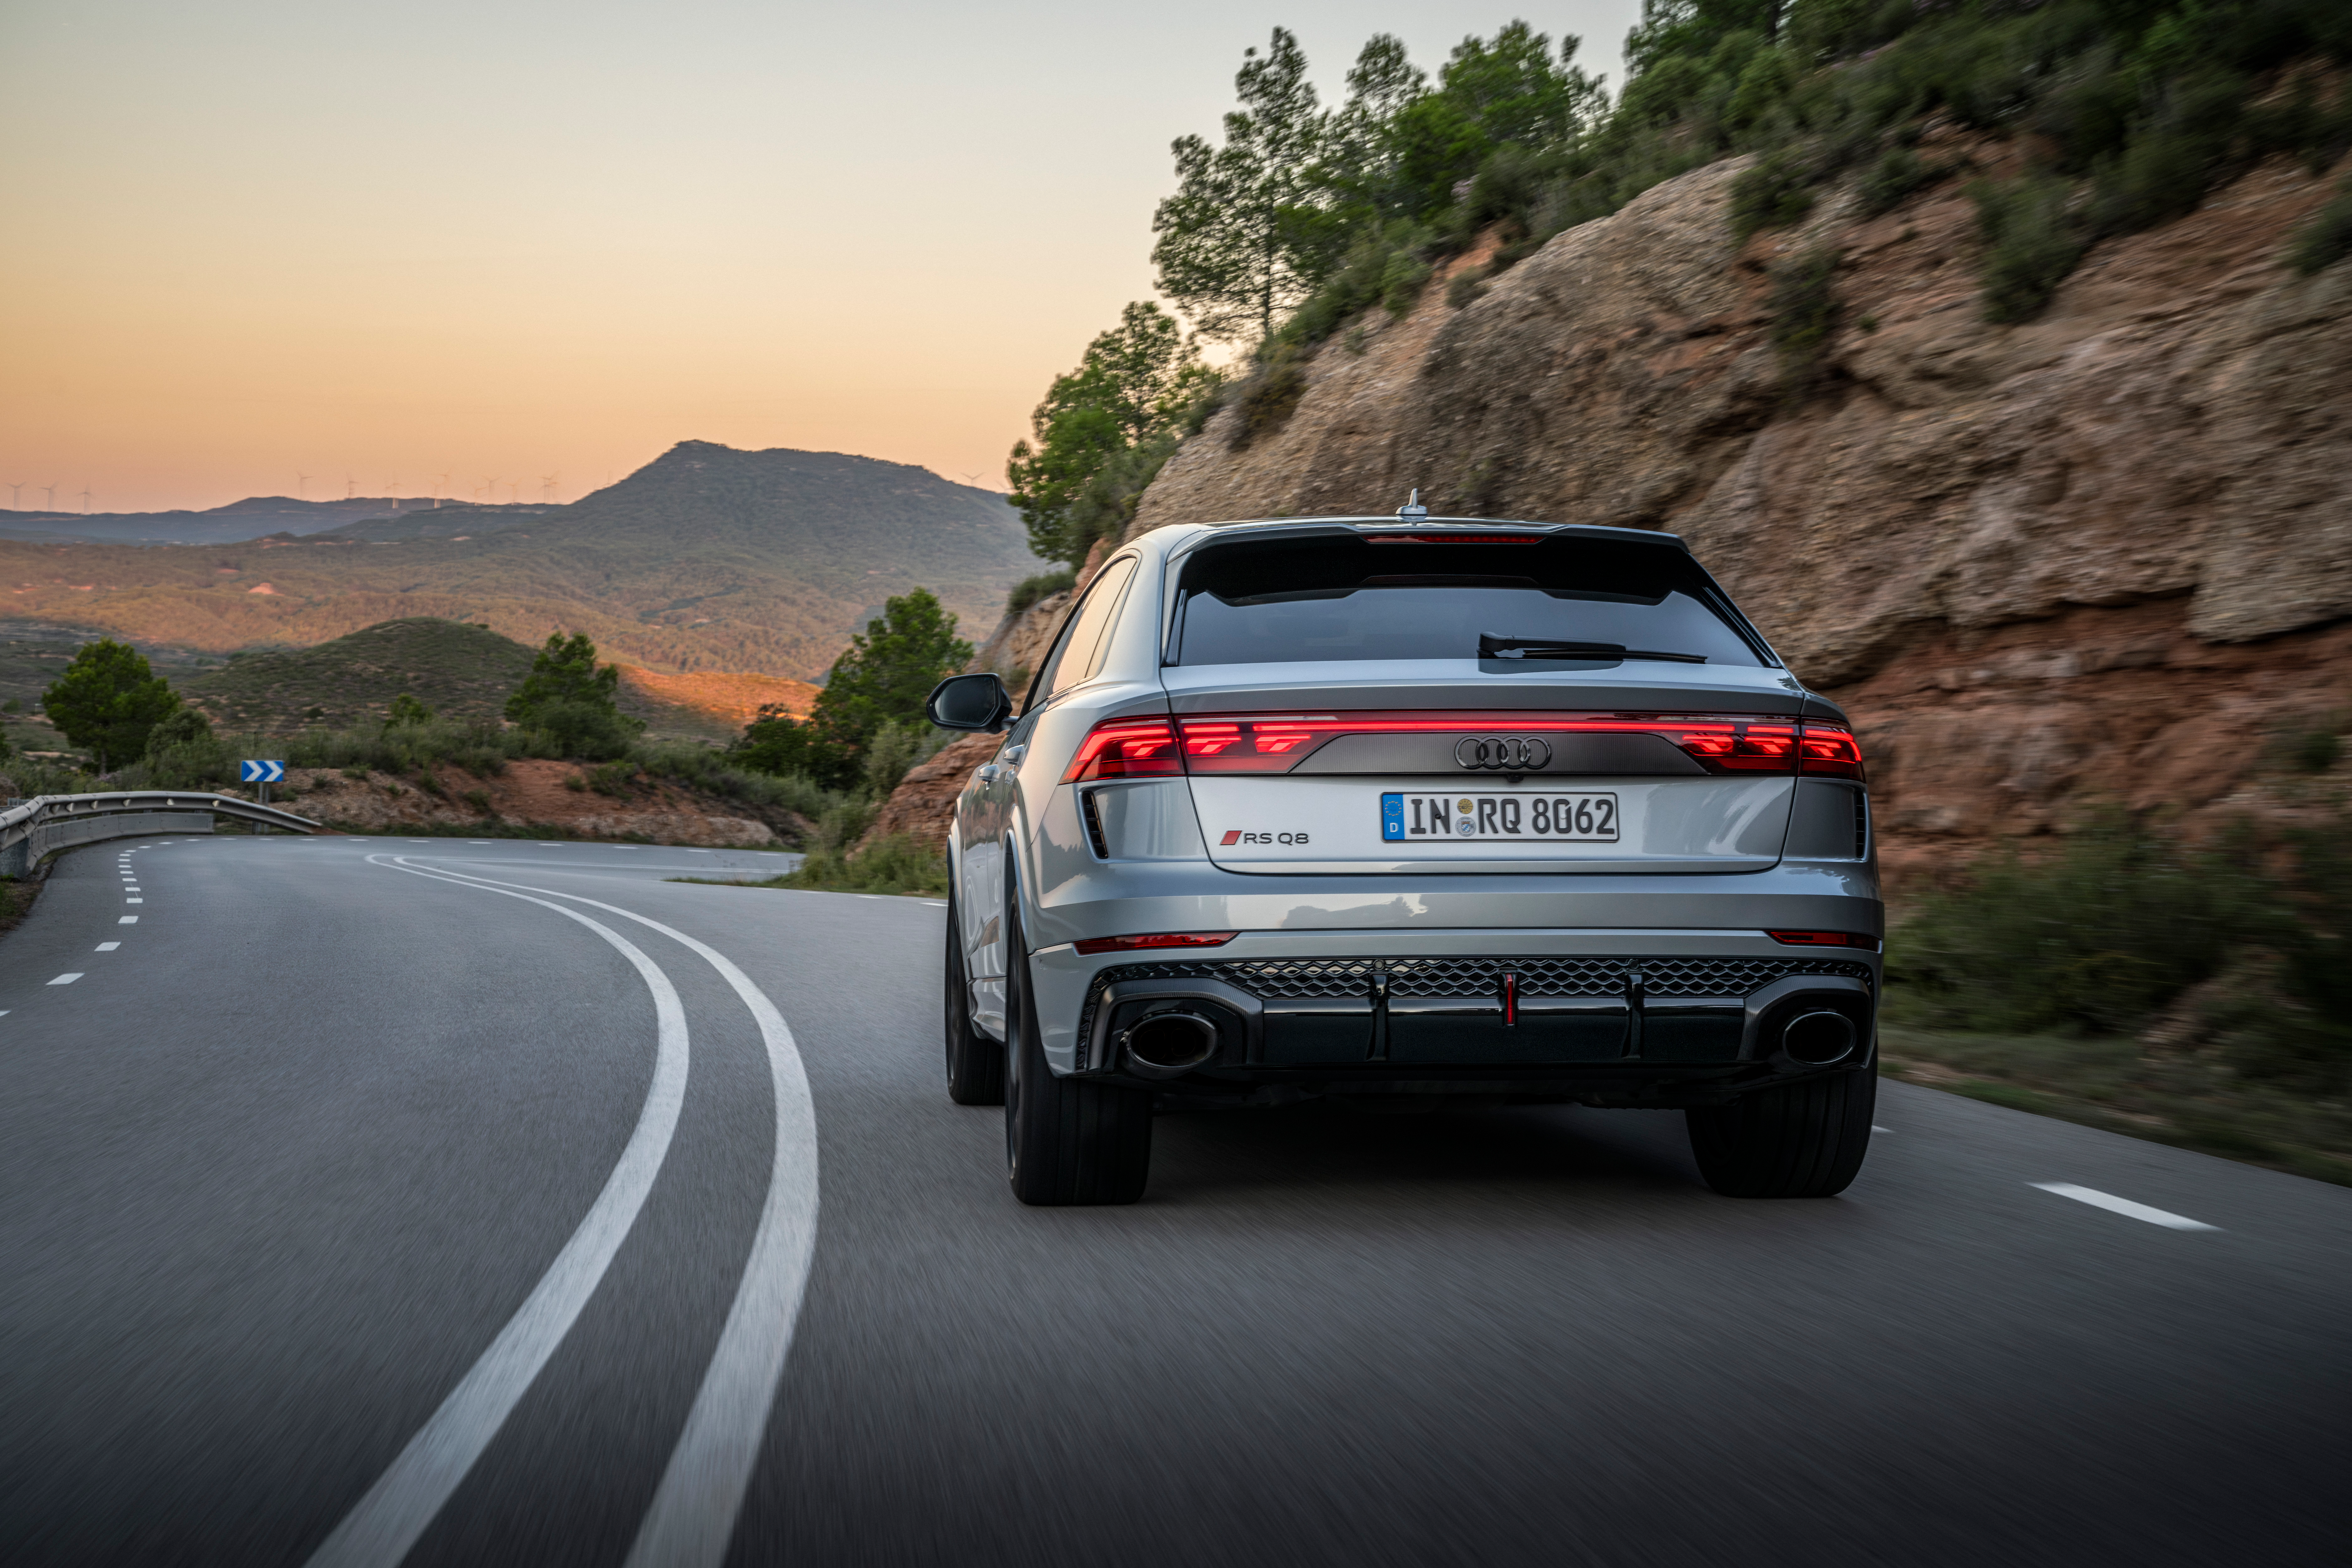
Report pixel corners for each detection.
[1062,712,1862,781]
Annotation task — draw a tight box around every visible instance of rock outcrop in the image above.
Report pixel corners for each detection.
[1124,137,2352,893]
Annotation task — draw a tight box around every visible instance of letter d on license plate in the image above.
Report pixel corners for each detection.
[1381,791,1618,842]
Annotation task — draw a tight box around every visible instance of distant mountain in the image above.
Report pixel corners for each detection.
[178,616,816,741]
[0,442,1044,680]
[0,495,535,547]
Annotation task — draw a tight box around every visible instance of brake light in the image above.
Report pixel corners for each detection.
[1073,930,1240,955]
[1360,532,1543,544]
[1797,724,1865,780]
[1767,930,1880,950]
[1063,718,1181,781]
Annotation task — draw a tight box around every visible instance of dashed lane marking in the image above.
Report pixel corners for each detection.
[1872,1125,1890,1132]
[2029,1182,2218,1231]
[119,916,137,924]
[95,942,119,951]
[124,898,142,905]
[48,974,82,985]
[305,869,693,1568]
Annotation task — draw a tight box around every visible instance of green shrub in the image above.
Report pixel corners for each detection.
[1767,246,1842,398]
[1971,174,2088,322]
[1888,820,2264,1036]
[773,829,948,897]
[1005,569,1076,617]
[1445,270,1491,309]
[2290,180,2352,274]
[1729,152,1814,242]
[1230,344,1312,449]
[859,719,939,799]
[1857,145,1935,216]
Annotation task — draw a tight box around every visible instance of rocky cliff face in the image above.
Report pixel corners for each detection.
[1125,136,2352,894]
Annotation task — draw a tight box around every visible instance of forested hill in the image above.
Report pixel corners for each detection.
[0,442,1044,680]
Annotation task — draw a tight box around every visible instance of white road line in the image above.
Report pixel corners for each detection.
[48,973,82,985]
[2029,1182,2218,1231]
[468,840,492,845]
[124,898,142,904]
[1872,1125,1889,1133]
[95,942,119,951]
[119,916,137,924]
[390,856,819,1568]
[685,849,711,853]
[306,867,694,1568]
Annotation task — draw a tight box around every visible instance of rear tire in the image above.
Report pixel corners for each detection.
[1003,883,1150,1205]
[1687,1071,1875,1198]
[943,882,1004,1106]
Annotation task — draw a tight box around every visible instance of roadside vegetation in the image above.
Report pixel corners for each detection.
[1884,813,2352,1184]
[1006,0,2352,553]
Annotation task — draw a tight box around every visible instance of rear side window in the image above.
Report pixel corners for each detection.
[1032,556,1138,704]
[1171,533,1768,668]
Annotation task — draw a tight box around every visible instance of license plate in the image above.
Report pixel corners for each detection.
[1381,791,1618,842]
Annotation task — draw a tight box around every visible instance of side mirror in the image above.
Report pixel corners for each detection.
[926,672,1013,733]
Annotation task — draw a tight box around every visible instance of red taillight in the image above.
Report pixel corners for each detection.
[1063,718,1181,782]
[1767,930,1880,950]
[1081,711,1841,778]
[1073,931,1240,955]
[1661,722,1797,771]
[1797,724,1865,779]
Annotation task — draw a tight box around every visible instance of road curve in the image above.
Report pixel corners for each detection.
[2,832,2348,1567]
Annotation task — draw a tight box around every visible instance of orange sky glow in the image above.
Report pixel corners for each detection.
[1,1,1632,513]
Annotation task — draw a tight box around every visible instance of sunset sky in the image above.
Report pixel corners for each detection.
[0,1,1636,514]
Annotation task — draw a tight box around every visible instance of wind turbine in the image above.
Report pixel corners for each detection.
[7,482,21,508]
[344,474,356,500]
[484,477,500,506]
[41,484,56,508]
[540,472,559,503]
[78,486,93,513]
[435,472,450,503]
[296,471,310,499]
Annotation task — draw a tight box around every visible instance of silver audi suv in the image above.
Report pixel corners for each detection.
[927,511,1880,1206]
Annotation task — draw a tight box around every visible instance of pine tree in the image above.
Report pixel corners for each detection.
[41,639,180,772]
[1151,28,1329,344]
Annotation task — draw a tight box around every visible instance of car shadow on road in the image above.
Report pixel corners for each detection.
[1146,1099,1712,1209]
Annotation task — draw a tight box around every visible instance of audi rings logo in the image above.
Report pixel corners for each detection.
[1454,736,1552,771]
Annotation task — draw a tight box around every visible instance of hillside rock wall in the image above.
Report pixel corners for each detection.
[1125,140,2352,892]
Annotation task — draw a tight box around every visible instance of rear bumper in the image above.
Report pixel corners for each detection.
[1028,926,1880,1099]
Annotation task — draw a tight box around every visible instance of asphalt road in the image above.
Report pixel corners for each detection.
[3,831,2348,1568]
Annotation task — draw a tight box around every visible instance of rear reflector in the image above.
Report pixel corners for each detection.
[1767,930,1880,951]
[1073,931,1240,956]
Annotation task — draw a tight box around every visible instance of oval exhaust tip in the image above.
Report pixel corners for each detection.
[1781,1009,1858,1066]
[1120,1012,1220,1078]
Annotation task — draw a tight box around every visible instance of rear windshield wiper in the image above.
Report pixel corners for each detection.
[1480,634,1708,665]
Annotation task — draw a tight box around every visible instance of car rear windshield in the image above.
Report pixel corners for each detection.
[1170,531,1771,668]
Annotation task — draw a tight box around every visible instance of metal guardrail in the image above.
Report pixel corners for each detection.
[1,791,322,876]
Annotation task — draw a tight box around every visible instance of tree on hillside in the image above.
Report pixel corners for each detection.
[1152,27,1332,343]
[42,639,181,772]
[733,588,972,790]
[1005,302,1218,567]
[505,633,643,760]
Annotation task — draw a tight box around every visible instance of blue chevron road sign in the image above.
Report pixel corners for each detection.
[240,760,286,783]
